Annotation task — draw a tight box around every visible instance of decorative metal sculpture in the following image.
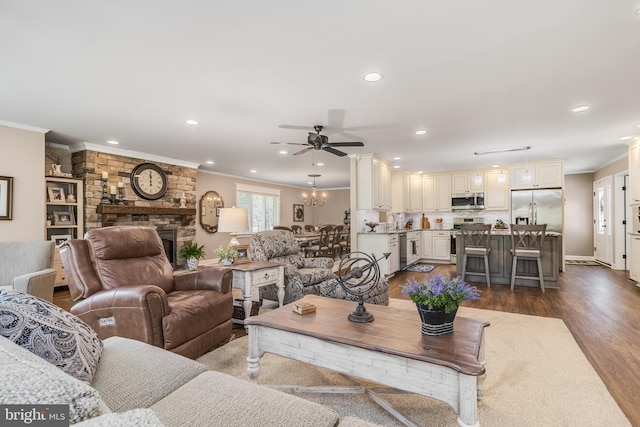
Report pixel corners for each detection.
[336,252,390,323]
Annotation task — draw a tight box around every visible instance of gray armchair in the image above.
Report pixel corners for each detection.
[0,241,57,302]
[249,230,388,305]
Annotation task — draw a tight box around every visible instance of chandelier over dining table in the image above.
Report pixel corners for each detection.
[303,174,326,207]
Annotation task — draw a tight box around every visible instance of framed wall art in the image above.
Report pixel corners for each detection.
[0,176,13,220]
[235,244,251,264]
[293,204,304,222]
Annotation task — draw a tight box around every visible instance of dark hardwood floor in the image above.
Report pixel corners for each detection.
[54,263,640,426]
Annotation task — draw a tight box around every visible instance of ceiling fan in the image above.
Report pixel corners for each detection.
[271,125,364,157]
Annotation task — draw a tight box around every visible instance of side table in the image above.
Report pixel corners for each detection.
[230,261,285,322]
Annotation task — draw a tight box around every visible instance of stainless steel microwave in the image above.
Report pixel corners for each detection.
[451,193,485,210]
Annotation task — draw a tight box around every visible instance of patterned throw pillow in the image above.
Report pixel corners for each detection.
[0,290,103,383]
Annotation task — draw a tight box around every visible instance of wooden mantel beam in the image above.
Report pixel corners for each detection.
[96,205,196,227]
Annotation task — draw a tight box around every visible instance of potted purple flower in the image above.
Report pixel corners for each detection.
[401,275,481,335]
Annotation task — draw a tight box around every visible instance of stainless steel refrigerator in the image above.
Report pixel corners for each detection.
[511,189,563,233]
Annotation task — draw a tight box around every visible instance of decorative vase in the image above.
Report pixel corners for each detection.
[186,257,199,270]
[416,304,457,336]
[222,259,233,266]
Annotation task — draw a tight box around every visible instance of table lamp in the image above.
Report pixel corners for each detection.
[218,207,249,246]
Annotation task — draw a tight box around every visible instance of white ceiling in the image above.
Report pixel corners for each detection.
[1,1,639,189]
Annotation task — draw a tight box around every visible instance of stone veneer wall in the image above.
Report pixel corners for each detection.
[70,150,197,268]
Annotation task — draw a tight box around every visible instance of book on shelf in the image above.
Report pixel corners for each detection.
[293,301,316,315]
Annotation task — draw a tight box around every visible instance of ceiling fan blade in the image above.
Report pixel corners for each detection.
[293,147,314,156]
[270,142,308,146]
[278,124,315,130]
[327,142,364,147]
[323,146,348,157]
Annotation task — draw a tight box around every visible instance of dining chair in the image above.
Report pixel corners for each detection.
[304,225,315,232]
[329,225,344,258]
[273,225,292,232]
[510,224,547,292]
[291,225,303,234]
[460,224,492,287]
[304,226,332,257]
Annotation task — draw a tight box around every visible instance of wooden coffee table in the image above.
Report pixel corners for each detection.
[245,295,489,427]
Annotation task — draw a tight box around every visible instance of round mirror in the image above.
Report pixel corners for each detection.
[199,191,224,233]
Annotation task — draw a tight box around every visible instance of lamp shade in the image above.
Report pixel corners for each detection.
[218,207,249,233]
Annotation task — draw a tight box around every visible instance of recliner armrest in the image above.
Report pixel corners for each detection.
[71,285,169,348]
[173,267,232,293]
[301,257,334,269]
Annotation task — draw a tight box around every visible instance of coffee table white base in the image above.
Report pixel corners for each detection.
[247,325,485,427]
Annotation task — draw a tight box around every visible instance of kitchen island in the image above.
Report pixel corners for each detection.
[455,230,563,288]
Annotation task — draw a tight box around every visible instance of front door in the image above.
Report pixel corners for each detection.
[594,177,612,264]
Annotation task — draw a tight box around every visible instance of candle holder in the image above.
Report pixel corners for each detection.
[100,177,111,205]
[110,194,116,205]
[117,186,125,205]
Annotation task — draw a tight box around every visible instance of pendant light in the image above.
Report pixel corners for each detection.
[497,151,506,183]
[522,155,531,182]
[473,160,482,186]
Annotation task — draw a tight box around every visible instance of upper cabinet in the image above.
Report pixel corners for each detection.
[423,174,451,212]
[357,154,391,211]
[451,172,484,194]
[392,171,423,213]
[629,141,640,205]
[510,161,564,190]
[484,170,509,210]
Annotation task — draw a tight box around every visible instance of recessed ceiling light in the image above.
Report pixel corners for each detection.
[307,181,313,185]
[250,170,257,173]
[572,105,591,113]
[185,119,199,125]
[636,124,640,128]
[620,136,633,141]
[417,171,423,174]
[206,160,214,164]
[363,72,382,82]
[415,130,427,135]
[106,140,119,145]
[635,7,640,16]
[392,156,401,161]
[491,164,500,168]
[317,162,324,166]
[279,150,288,154]
[393,165,400,169]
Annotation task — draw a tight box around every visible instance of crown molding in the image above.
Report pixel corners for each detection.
[69,142,200,169]
[0,120,49,134]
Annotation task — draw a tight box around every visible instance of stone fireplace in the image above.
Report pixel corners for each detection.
[70,148,198,269]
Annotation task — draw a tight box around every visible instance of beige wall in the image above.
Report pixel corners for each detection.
[195,172,349,258]
[594,156,627,181]
[564,173,594,257]
[0,125,47,241]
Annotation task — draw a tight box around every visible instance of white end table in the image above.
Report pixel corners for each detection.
[230,261,284,322]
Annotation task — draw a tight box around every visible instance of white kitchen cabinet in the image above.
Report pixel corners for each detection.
[420,230,450,262]
[357,154,392,211]
[392,172,423,213]
[451,172,484,194]
[432,231,451,261]
[630,235,640,283]
[484,169,509,210]
[510,161,563,189]
[423,174,451,212]
[421,231,432,258]
[629,142,640,205]
[357,233,399,276]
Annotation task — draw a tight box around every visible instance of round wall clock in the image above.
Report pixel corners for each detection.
[130,163,168,200]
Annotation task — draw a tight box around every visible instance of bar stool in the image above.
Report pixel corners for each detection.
[510,224,547,292]
[460,224,492,287]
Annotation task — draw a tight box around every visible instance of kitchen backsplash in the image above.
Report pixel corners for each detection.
[356,209,510,232]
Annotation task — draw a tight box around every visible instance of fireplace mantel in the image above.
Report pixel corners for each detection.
[96,205,196,227]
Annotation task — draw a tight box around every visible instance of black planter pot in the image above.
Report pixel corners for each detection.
[416,305,457,335]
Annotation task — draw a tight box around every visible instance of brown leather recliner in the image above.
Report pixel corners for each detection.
[59,226,233,359]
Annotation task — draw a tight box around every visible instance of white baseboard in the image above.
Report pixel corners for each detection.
[565,255,596,261]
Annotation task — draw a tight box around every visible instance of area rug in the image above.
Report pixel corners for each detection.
[565,259,604,266]
[198,301,629,427]
[402,263,436,273]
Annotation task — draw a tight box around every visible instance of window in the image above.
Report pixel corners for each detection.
[236,184,280,232]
